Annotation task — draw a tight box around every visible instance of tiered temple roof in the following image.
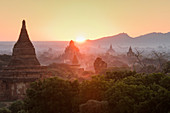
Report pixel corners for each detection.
[106,45,116,55]
[64,40,80,55]
[0,20,49,101]
[127,46,135,57]
[60,40,81,63]
[8,20,40,67]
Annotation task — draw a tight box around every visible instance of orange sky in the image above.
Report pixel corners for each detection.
[0,0,170,41]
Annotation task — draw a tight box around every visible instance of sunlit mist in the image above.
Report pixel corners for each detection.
[76,36,86,43]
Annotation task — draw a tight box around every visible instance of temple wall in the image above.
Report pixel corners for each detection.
[0,80,30,101]
[0,70,51,101]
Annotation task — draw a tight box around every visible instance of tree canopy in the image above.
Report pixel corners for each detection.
[1,71,169,113]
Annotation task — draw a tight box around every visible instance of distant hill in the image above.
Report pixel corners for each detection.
[86,32,170,47]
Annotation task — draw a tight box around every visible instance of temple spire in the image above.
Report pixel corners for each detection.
[17,20,31,42]
[110,44,113,49]
[127,46,135,57]
[106,44,115,55]
[22,20,26,29]
[8,20,40,66]
[129,46,132,52]
[69,40,75,46]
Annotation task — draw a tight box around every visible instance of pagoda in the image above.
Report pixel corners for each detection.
[60,40,81,63]
[106,45,116,55]
[8,20,40,66]
[64,40,80,57]
[127,46,135,57]
[0,20,48,101]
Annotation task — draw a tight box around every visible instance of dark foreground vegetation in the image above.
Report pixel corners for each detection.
[0,71,170,113]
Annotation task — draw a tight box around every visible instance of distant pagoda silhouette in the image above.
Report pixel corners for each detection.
[106,44,116,55]
[127,46,135,57]
[60,40,81,63]
[64,40,80,57]
[8,20,40,67]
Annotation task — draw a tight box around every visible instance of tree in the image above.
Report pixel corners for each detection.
[80,71,136,103]
[80,75,110,103]
[163,61,170,73]
[17,110,28,113]
[106,73,170,113]
[79,100,108,113]
[18,71,169,113]
[94,57,107,74]
[152,51,167,72]
[8,100,24,113]
[134,49,145,68]
[24,77,80,113]
[0,108,11,113]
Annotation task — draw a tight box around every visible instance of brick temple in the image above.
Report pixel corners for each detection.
[0,20,49,101]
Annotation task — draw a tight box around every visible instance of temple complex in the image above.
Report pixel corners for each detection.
[127,46,135,57]
[0,20,49,101]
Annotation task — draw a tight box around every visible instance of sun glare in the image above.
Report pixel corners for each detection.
[76,36,86,43]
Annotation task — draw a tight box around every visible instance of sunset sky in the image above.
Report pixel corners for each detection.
[0,0,170,41]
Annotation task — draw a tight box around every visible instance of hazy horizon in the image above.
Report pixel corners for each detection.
[0,31,170,42]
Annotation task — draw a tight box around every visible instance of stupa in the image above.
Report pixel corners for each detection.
[60,40,81,63]
[64,40,80,57]
[127,46,135,57]
[8,20,40,66]
[106,45,116,56]
[0,20,48,101]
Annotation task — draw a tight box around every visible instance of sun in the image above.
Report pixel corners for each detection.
[76,36,86,43]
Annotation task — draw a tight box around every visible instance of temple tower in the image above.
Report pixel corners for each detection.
[60,40,81,63]
[106,44,116,55]
[0,20,48,101]
[127,46,135,57]
[8,20,40,67]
